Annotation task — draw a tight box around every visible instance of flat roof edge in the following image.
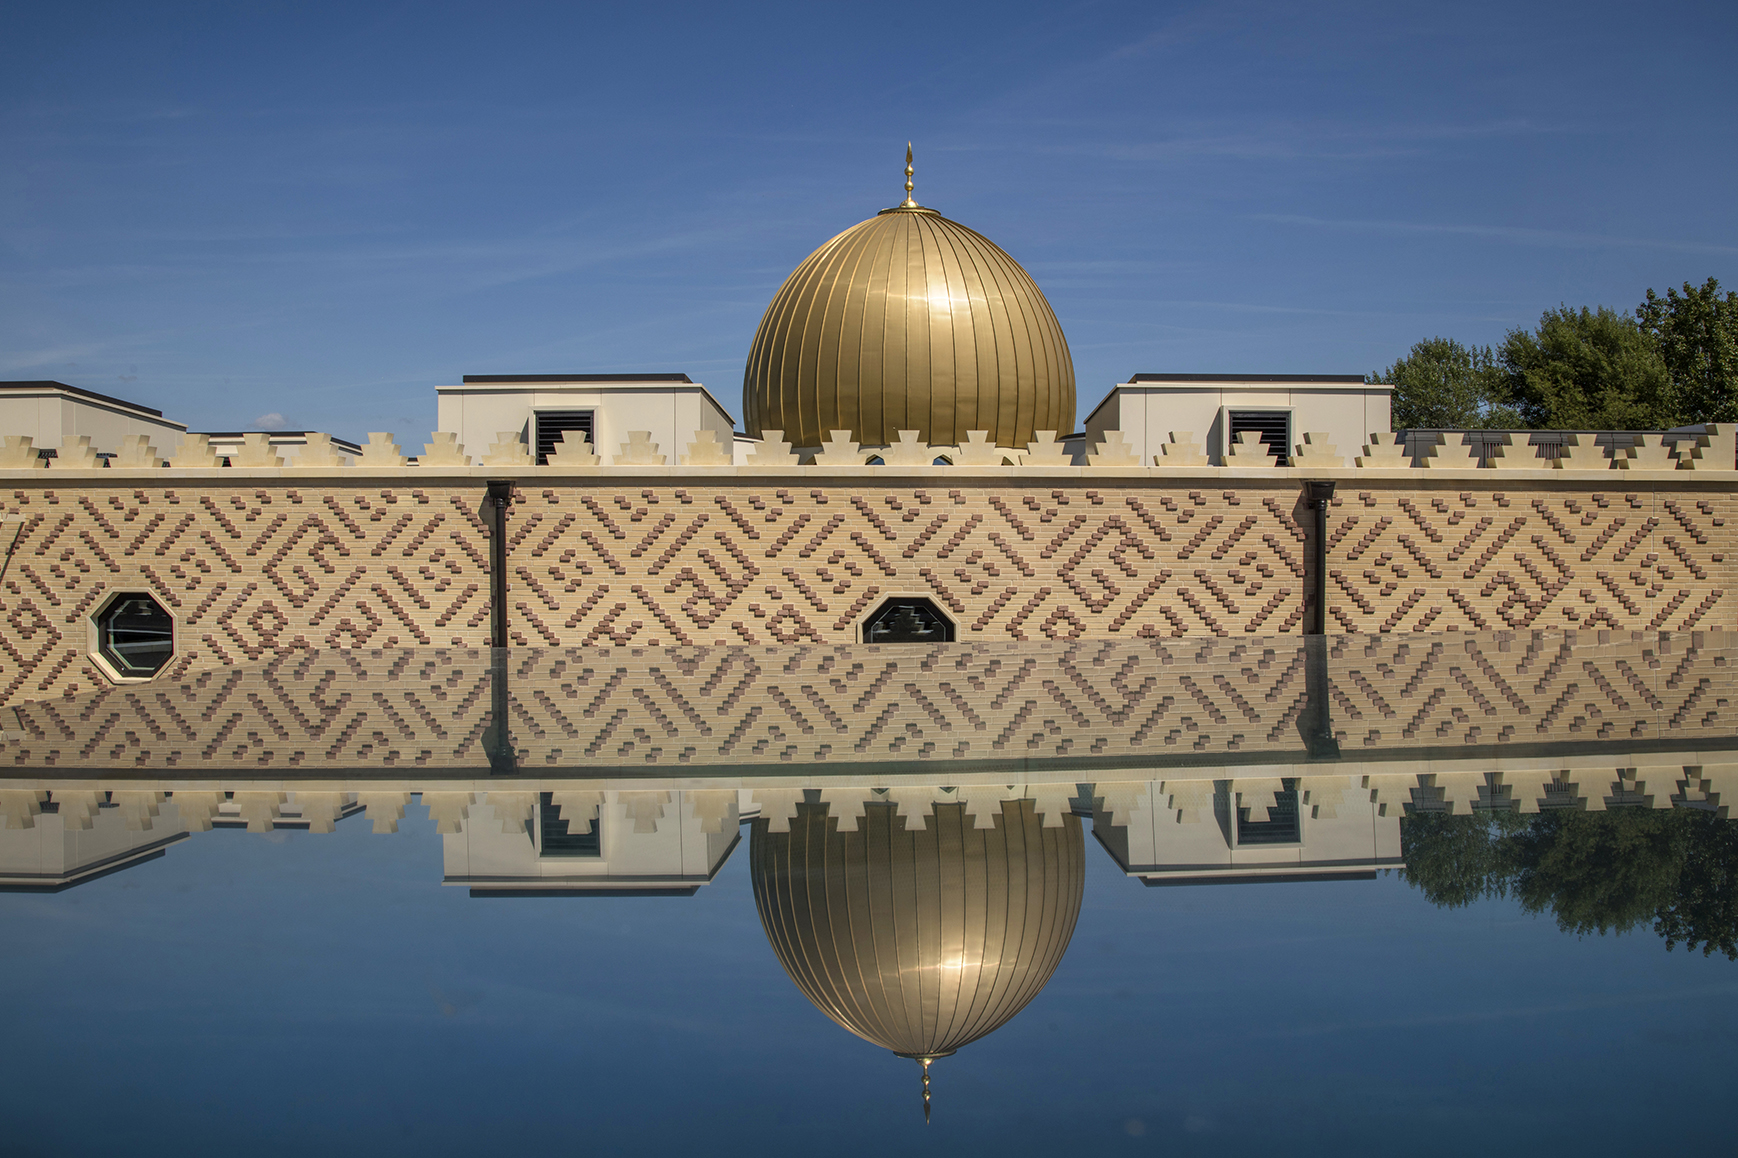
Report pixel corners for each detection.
[461,373,695,384]
[0,380,169,418]
[1127,373,1368,384]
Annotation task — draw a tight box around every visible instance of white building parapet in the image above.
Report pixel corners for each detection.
[420,432,471,467]
[0,436,45,469]
[546,429,601,468]
[613,431,666,466]
[52,435,101,469]
[480,431,534,468]
[1153,432,1210,468]
[1016,430,1072,468]
[1085,429,1142,467]
[1354,431,1409,468]
[1291,432,1343,469]
[357,433,408,467]
[742,430,800,469]
[680,430,734,466]
[168,433,220,468]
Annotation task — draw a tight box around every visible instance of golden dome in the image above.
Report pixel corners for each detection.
[742,172,1075,450]
[749,797,1085,1062]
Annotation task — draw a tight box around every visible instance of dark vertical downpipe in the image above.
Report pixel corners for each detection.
[1304,480,1335,636]
[484,481,513,648]
[483,481,514,774]
[1301,481,1339,759]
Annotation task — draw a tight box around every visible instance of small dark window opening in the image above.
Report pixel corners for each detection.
[539,792,601,857]
[1237,785,1302,845]
[97,594,174,676]
[536,411,596,466]
[862,598,954,644]
[1228,411,1290,463]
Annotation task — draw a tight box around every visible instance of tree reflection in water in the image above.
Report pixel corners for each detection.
[1401,809,1738,960]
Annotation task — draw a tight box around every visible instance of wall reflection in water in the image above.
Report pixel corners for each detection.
[4,628,1737,1102]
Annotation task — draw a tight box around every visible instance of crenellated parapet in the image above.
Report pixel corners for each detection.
[4,423,1731,477]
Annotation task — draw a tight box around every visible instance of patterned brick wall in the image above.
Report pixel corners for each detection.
[503,481,1312,647]
[0,482,494,706]
[4,632,1733,775]
[1324,484,1735,634]
[1,471,1733,707]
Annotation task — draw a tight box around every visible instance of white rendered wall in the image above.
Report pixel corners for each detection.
[435,382,735,462]
[441,789,737,887]
[0,800,190,880]
[0,390,187,458]
[1083,380,1392,465]
[1100,780,1399,879]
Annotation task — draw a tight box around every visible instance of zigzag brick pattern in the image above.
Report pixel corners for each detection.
[1324,629,1735,749]
[506,483,1312,649]
[2,478,1734,709]
[5,633,1732,773]
[1326,487,1735,634]
[0,484,493,706]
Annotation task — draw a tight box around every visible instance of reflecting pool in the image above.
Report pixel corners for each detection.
[3,631,1736,1154]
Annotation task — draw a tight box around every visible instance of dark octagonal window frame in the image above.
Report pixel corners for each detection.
[861,597,955,645]
[93,592,175,681]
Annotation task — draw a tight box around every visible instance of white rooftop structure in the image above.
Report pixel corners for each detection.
[0,380,188,462]
[1085,374,1393,466]
[436,374,740,466]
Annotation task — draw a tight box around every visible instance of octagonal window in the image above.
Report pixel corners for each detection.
[97,594,174,677]
[862,597,954,644]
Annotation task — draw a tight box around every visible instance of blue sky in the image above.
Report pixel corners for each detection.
[3,809,1736,1155]
[2,0,1734,438]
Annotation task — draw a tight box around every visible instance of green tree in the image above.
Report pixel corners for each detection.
[1401,807,1738,961]
[1499,305,1672,430]
[1507,809,1680,938]
[1654,811,1738,959]
[1399,810,1520,908]
[1368,337,1518,430]
[1636,277,1738,425]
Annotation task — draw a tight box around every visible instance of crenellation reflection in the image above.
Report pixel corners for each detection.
[5,629,1738,1106]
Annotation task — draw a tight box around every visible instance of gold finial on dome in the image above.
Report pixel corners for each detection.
[900,141,919,209]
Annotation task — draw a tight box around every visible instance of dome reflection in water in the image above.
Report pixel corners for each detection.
[750,797,1084,1119]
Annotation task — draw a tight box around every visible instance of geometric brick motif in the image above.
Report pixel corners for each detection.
[0,484,491,705]
[1328,487,1733,634]
[5,631,1732,773]
[1327,628,1735,750]
[2,476,1733,710]
[506,482,1310,649]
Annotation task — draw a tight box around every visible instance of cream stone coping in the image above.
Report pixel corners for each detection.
[1,464,1715,484]
[5,749,1726,796]
[10,423,1724,479]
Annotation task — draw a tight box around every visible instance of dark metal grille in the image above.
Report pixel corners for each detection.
[1237,786,1302,844]
[535,411,595,466]
[539,792,601,857]
[862,598,954,644]
[1228,411,1290,462]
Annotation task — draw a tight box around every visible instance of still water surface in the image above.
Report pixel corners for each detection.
[3,632,1735,1155]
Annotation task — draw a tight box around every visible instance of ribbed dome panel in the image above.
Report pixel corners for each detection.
[749,799,1085,1058]
[743,208,1076,450]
